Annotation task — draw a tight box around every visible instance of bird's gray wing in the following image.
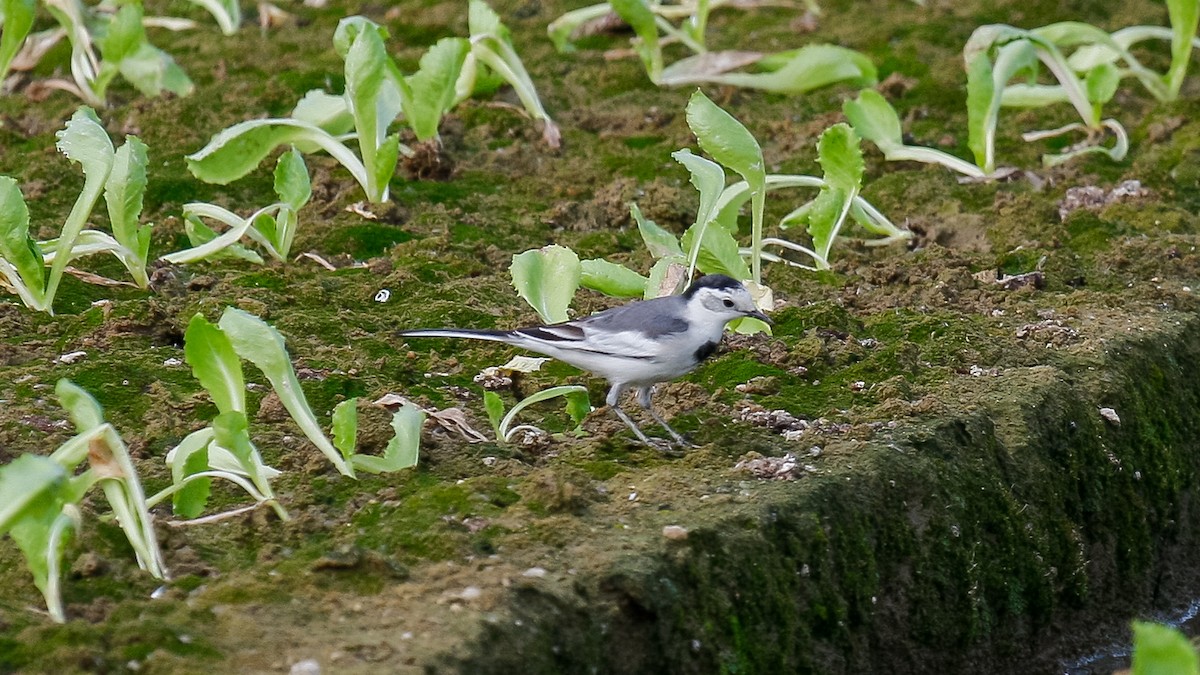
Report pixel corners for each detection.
[509,297,686,360]
[576,296,689,338]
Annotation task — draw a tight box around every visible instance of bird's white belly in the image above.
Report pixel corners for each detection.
[545,330,720,387]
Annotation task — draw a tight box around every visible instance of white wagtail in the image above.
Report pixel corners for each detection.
[398,274,772,446]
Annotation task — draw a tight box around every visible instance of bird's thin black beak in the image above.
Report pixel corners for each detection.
[747,310,774,325]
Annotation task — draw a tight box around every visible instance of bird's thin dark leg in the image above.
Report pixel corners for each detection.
[607,384,654,445]
[636,386,691,446]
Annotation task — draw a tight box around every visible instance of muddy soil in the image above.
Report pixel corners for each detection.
[3,0,1200,673]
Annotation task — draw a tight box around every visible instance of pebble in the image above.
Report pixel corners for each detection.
[662,525,689,540]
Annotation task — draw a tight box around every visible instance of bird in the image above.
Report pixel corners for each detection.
[398,274,772,446]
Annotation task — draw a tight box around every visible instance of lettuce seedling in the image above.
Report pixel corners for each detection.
[551,0,875,93]
[960,19,1188,169]
[461,0,561,147]
[333,399,426,474]
[843,89,987,179]
[150,308,426,521]
[163,147,311,265]
[0,107,153,313]
[483,385,592,443]
[0,379,167,622]
[1,0,239,107]
[189,6,557,203]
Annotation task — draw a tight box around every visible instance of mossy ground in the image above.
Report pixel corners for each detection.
[2,0,1200,672]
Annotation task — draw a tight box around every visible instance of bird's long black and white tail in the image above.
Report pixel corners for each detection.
[398,328,518,344]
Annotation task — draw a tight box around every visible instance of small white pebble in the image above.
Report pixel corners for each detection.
[162,357,183,367]
[460,586,482,601]
[662,525,689,541]
[522,567,547,578]
[628,492,638,501]
[1099,407,1120,426]
[482,456,497,467]
[289,659,321,675]
[57,351,87,364]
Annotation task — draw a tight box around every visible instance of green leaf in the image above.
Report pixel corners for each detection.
[273,146,311,211]
[563,389,592,428]
[99,5,193,99]
[843,89,903,153]
[468,0,506,37]
[510,245,582,324]
[187,118,368,195]
[211,411,257,475]
[341,15,404,202]
[177,213,264,264]
[609,0,662,81]
[483,391,505,440]
[844,90,986,178]
[184,313,245,414]
[104,136,150,287]
[168,430,213,519]
[685,90,763,185]
[965,52,996,171]
[332,398,358,460]
[352,403,424,473]
[1084,62,1120,106]
[580,259,647,298]
[1167,0,1200,99]
[802,188,846,269]
[680,219,750,279]
[8,494,75,622]
[816,123,863,194]
[664,45,876,93]
[55,379,105,432]
[218,307,355,477]
[547,4,610,53]
[0,176,44,301]
[1132,621,1200,675]
[499,385,591,439]
[45,107,116,311]
[631,203,683,258]
[673,148,733,277]
[0,454,69,534]
[0,0,36,82]
[186,0,241,35]
[97,3,143,63]
[645,255,688,299]
[404,37,470,141]
[291,90,355,137]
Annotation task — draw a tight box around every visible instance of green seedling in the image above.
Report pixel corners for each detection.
[550,0,875,93]
[462,0,561,147]
[1130,621,1200,674]
[188,6,557,203]
[0,380,166,623]
[0,107,152,313]
[483,385,592,443]
[843,89,988,179]
[2,0,239,108]
[148,309,425,521]
[163,147,311,264]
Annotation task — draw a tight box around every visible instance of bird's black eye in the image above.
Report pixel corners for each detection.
[722,298,734,308]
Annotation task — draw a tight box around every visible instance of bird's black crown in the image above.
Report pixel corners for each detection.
[682,274,743,299]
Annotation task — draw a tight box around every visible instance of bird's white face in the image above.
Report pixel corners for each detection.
[692,284,763,324]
